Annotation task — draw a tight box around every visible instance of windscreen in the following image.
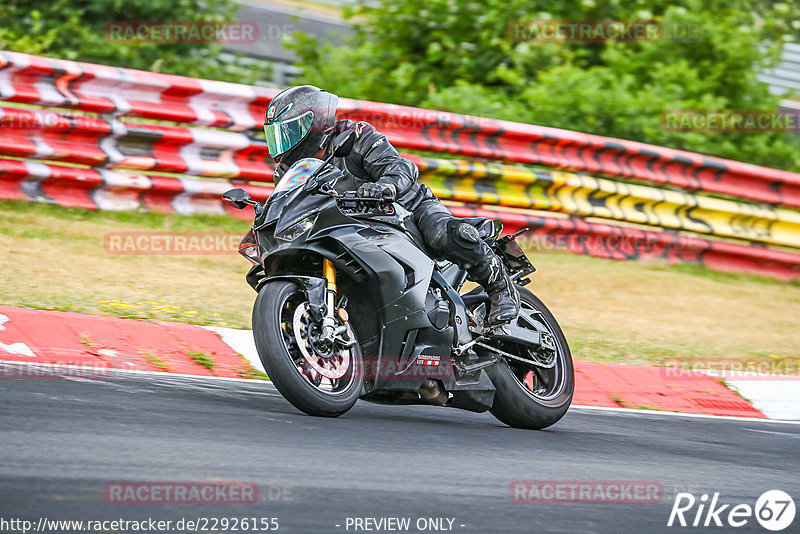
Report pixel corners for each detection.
[271,158,324,196]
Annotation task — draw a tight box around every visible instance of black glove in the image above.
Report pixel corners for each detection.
[357,182,396,202]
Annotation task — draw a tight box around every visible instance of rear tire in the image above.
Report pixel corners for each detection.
[253,281,363,417]
[485,288,573,429]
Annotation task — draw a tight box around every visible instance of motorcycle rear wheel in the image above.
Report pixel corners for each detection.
[484,287,574,429]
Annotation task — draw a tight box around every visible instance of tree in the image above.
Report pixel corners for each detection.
[0,0,261,84]
[290,0,800,171]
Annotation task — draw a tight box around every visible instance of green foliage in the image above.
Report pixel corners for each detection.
[290,0,800,171]
[237,364,269,380]
[146,353,170,371]
[0,0,261,84]
[187,351,215,370]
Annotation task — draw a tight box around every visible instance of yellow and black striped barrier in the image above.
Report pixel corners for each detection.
[410,156,800,249]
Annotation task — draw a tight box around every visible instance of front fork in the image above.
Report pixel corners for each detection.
[322,259,338,338]
[322,259,354,347]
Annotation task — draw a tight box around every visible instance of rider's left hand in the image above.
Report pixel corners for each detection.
[358,182,396,202]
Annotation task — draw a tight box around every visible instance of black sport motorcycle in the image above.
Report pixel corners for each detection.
[223,132,573,429]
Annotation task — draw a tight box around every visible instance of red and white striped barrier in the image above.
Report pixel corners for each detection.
[1,51,800,280]
[3,50,800,207]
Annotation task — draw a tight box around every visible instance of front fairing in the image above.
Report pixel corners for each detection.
[266,182,329,235]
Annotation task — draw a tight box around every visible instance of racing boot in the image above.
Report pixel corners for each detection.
[470,255,520,325]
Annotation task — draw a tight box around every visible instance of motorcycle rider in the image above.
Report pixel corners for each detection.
[263,85,519,325]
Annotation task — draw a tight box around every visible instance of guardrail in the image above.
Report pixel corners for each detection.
[4,102,799,248]
[1,51,799,281]
[759,42,800,96]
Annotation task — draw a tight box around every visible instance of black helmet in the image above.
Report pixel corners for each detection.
[263,85,339,166]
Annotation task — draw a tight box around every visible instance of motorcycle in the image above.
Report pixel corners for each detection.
[223,131,574,429]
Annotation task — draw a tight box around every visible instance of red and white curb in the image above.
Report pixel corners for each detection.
[1,306,797,420]
[716,380,800,420]
[205,326,265,374]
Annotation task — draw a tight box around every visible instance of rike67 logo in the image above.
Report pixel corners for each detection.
[668,490,795,531]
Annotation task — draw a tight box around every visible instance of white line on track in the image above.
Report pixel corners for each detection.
[744,428,800,436]
[570,404,800,425]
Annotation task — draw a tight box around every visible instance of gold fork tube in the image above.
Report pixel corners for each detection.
[323,259,336,292]
[323,259,337,320]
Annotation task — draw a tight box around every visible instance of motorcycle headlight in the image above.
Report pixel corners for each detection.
[239,243,261,265]
[238,231,261,265]
[275,215,317,242]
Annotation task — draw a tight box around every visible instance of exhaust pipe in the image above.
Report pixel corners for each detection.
[418,380,448,406]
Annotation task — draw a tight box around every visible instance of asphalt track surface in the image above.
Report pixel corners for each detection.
[1,363,798,533]
[225,0,350,63]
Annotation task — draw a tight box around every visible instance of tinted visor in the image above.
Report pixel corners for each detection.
[263,111,314,157]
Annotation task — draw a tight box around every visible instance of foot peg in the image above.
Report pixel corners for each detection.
[454,349,499,375]
[458,358,498,374]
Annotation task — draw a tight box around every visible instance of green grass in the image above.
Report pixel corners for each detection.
[654,261,800,289]
[187,351,215,371]
[609,395,626,408]
[0,199,248,232]
[237,364,269,380]
[146,354,170,371]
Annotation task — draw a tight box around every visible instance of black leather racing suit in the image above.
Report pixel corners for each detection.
[274,119,513,313]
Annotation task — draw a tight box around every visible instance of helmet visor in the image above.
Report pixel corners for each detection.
[263,111,314,157]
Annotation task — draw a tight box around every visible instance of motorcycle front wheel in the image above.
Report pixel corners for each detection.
[253,280,363,417]
[483,286,574,429]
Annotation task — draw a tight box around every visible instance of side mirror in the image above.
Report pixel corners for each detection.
[332,131,356,158]
[222,188,252,209]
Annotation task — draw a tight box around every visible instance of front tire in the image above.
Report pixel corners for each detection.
[253,281,363,417]
[485,287,574,429]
